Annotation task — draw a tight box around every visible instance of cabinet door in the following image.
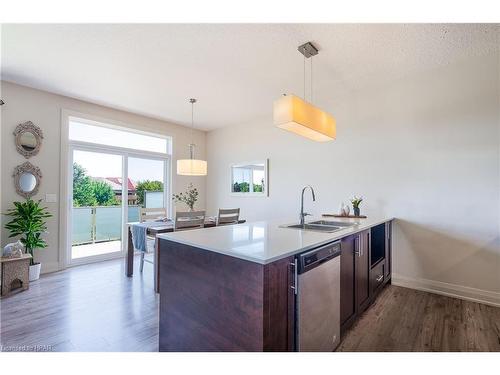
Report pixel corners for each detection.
[355,230,370,311]
[385,221,392,279]
[340,235,356,328]
[287,257,296,351]
[263,256,296,351]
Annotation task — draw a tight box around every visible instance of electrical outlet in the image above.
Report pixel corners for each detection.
[45,194,57,203]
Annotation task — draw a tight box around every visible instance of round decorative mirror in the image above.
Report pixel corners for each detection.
[19,131,37,152]
[14,121,43,158]
[13,162,42,199]
[19,172,37,193]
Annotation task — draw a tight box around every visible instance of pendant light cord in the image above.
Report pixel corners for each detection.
[302,49,314,103]
[189,98,196,159]
[311,56,313,104]
[191,100,194,158]
[191,100,194,142]
[303,54,306,101]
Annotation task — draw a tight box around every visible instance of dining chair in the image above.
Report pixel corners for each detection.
[174,210,206,231]
[217,208,240,225]
[139,207,167,272]
[140,207,167,223]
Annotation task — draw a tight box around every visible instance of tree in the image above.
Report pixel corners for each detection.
[73,163,96,207]
[73,163,87,186]
[233,182,249,192]
[72,163,118,207]
[136,180,163,205]
[253,178,265,192]
[91,180,118,206]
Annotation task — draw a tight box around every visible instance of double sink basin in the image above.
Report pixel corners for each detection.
[284,220,357,233]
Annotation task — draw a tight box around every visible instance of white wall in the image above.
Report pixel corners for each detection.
[1,81,206,273]
[207,53,500,305]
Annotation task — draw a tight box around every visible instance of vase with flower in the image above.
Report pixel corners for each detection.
[350,196,363,217]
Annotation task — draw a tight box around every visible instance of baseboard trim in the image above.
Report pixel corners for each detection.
[40,261,61,274]
[392,273,500,308]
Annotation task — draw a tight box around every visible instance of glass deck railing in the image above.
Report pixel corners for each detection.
[72,205,140,245]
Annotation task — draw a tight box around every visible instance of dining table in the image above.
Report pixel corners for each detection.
[126,219,246,293]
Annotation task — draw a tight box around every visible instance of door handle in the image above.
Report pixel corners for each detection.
[376,274,384,283]
[354,234,362,257]
[290,259,298,295]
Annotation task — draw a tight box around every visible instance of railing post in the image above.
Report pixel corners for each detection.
[91,207,97,244]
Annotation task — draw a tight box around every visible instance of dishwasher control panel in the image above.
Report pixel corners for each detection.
[298,241,341,273]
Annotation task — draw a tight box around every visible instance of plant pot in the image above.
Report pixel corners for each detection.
[29,263,41,281]
[353,207,360,217]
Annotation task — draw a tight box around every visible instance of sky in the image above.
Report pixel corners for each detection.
[74,150,164,182]
[71,120,165,182]
[233,165,265,185]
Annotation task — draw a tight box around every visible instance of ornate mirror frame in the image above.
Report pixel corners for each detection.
[13,121,44,158]
[13,161,42,199]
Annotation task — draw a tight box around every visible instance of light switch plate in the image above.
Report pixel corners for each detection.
[45,193,57,203]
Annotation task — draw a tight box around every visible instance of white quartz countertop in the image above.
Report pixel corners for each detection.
[157,216,394,265]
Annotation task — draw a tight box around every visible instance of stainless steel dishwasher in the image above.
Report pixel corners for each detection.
[295,241,341,352]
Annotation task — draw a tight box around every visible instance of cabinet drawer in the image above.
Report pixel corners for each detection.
[370,261,385,295]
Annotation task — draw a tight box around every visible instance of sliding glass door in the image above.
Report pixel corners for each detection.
[128,156,167,216]
[66,115,171,266]
[70,148,125,263]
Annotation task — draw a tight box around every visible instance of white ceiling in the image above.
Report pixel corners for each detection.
[2,24,498,130]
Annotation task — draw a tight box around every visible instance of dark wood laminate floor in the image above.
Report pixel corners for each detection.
[338,284,500,352]
[0,256,159,352]
[2,258,499,352]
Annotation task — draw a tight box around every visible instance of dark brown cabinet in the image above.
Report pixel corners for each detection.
[355,229,371,311]
[159,239,296,351]
[385,221,392,279]
[340,229,371,333]
[340,234,356,332]
[340,222,393,338]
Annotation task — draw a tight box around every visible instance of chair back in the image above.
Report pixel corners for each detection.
[139,207,167,223]
[217,208,240,225]
[175,210,206,231]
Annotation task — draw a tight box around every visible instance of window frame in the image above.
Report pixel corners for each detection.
[230,159,269,197]
[68,115,172,155]
[60,109,172,268]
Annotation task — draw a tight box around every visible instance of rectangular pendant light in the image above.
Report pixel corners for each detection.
[177,159,207,176]
[273,94,336,142]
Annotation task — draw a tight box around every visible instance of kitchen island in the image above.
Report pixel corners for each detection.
[157,216,393,351]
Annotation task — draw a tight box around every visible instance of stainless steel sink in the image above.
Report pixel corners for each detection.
[283,220,356,233]
[285,223,341,232]
[309,220,356,227]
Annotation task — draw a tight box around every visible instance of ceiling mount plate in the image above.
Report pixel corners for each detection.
[298,42,319,58]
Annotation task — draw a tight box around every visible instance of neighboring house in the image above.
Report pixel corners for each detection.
[92,177,138,205]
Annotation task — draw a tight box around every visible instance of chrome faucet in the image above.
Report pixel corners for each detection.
[299,185,316,226]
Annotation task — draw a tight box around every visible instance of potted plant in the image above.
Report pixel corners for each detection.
[172,183,199,211]
[350,196,363,217]
[4,199,52,281]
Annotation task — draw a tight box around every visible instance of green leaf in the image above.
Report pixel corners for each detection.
[3,198,52,254]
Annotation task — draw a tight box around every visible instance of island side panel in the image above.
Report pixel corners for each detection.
[263,256,295,351]
[159,239,265,351]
